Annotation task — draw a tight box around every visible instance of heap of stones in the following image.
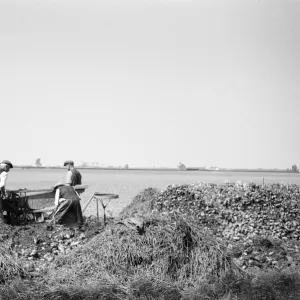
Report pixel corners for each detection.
[154,182,300,241]
[153,182,300,270]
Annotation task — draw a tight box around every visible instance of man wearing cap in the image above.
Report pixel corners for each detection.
[0,160,13,224]
[64,160,82,186]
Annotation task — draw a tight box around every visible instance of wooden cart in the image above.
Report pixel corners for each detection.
[2,185,88,225]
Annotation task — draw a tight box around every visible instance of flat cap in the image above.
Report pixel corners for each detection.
[63,160,74,166]
[1,160,13,168]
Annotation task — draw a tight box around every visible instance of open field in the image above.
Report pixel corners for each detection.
[1,181,300,299]
[6,168,300,217]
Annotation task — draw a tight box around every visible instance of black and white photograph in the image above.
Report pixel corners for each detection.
[0,0,300,299]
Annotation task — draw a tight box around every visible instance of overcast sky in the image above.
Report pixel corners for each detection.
[0,0,299,168]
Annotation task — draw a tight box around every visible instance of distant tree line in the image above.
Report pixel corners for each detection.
[177,162,187,171]
[35,158,42,167]
[77,162,130,169]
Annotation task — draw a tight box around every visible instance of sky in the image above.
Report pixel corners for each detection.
[0,0,299,169]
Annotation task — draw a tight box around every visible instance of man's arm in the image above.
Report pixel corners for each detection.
[66,170,72,186]
[54,189,60,207]
[0,172,8,197]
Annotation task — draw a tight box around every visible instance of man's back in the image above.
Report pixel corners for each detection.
[59,185,81,201]
[66,168,82,186]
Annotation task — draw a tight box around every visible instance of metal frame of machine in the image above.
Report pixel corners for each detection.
[2,185,88,225]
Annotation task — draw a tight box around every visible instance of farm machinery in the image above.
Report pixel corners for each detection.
[2,185,88,225]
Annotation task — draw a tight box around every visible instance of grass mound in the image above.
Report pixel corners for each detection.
[0,242,28,284]
[119,187,160,218]
[182,269,300,300]
[129,276,182,300]
[0,279,127,300]
[46,216,239,287]
[2,270,300,300]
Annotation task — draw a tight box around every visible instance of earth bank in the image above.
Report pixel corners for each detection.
[1,182,300,300]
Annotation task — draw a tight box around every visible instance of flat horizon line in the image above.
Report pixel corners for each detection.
[11,165,299,174]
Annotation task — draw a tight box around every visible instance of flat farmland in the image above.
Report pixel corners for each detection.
[6,168,300,217]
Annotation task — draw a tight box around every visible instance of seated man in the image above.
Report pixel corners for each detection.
[64,160,82,186]
[51,182,84,229]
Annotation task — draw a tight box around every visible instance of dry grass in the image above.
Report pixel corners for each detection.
[181,269,300,300]
[45,215,239,288]
[0,242,28,284]
[119,187,160,218]
[2,269,300,300]
[0,279,127,300]
[129,276,182,300]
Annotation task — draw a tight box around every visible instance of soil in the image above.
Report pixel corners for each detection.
[0,216,109,273]
[1,214,300,275]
